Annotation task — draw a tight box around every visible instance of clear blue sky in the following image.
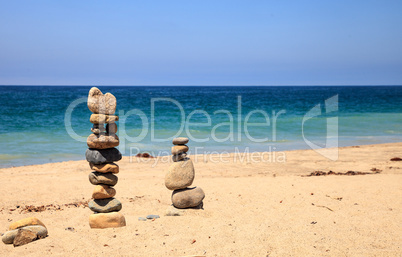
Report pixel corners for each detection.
[0,0,401,85]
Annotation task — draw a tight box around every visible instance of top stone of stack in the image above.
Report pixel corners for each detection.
[88,87,116,115]
[173,137,189,145]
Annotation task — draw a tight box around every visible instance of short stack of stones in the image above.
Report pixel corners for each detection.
[2,217,47,247]
[85,87,126,229]
[165,137,205,209]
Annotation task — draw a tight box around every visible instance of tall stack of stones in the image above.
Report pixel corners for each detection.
[165,137,205,209]
[85,87,126,229]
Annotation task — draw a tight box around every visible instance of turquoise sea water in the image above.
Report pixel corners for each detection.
[0,86,401,167]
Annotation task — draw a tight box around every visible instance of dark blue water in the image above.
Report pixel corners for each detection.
[0,86,401,167]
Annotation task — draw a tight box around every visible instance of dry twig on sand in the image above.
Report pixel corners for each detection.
[302,170,381,177]
[5,201,89,214]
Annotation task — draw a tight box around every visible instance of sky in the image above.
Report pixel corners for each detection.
[0,0,401,86]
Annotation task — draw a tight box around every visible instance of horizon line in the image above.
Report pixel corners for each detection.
[1,84,401,87]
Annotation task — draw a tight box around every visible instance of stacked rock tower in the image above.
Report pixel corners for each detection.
[165,137,205,209]
[85,87,126,229]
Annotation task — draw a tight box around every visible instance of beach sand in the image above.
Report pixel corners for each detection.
[0,142,401,256]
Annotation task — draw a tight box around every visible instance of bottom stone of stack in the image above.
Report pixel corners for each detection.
[89,212,126,229]
[172,186,205,209]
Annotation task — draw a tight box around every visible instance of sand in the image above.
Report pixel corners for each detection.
[0,142,401,256]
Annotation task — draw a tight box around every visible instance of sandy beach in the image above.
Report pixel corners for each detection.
[0,142,401,256]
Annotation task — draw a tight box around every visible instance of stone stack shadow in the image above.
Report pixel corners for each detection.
[85,87,126,229]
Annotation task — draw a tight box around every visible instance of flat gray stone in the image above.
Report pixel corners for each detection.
[86,148,122,164]
[138,217,147,221]
[88,198,122,213]
[2,225,47,244]
[172,187,205,209]
[89,172,118,186]
[146,215,160,219]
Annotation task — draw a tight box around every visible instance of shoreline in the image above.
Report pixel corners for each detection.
[2,141,402,170]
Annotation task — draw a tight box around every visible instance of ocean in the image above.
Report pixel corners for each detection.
[0,86,401,167]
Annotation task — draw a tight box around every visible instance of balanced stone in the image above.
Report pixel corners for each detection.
[172,187,205,209]
[165,158,195,190]
[92,185,116,199]
[173,137,189,145]
[90,114,119,124]
[87,87,116,115]
[89,212,126,228]
[85,148,122,164]
[2,225,47,244]
[13,229,37,247]
[88,198,122,213]
[171,145,189,155]
[91,124,106,134]
[87,133,119,149]
[106,123,117,134]
[9,217,46,230]
[89,172,118,186]
[172,153,187,162]
[89,162,119,173]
